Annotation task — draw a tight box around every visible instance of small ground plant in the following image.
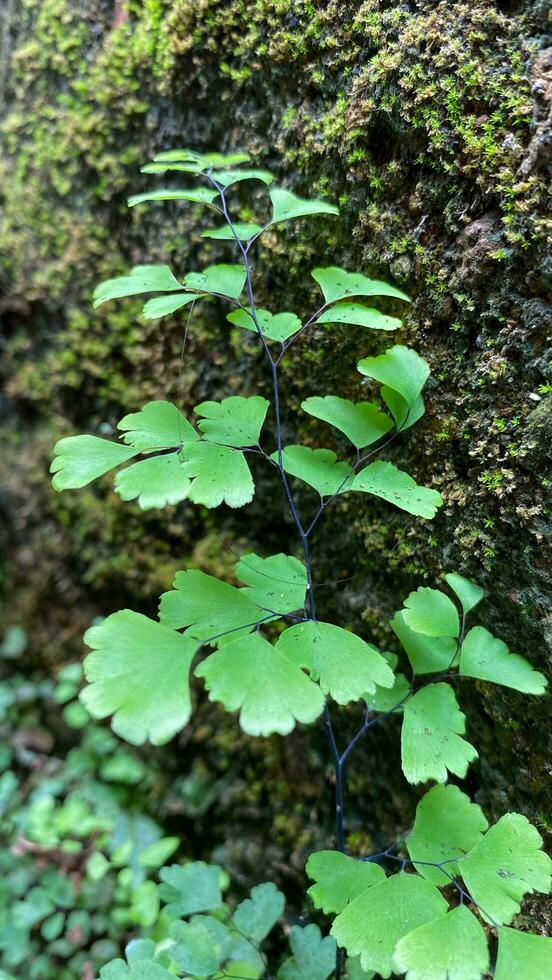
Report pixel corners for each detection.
[50,150,552,978]
[0,657,185,979]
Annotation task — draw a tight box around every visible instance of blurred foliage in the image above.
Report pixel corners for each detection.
[0,641,192,978]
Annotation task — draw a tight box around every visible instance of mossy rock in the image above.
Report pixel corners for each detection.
[1,0,551,931]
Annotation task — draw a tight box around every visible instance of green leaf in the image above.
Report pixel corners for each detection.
[118,400,197,451]
[194,632,325,736]
[41,911,65,941]
[100,958,173,979]
[391,611,457,674]
[124,940,156,964]
[170,919,221,975]
[138,837,179,869]
[223,962,262,980]
[150,148,251,167]
[100,960,129,979]
[234,552,307,614]
[301,396,393,449]
[406,784,488,886]
[278,924,337,980]
[101,749,144,784]
[122,965,171,979]
[364,672,411,713]
[269,188,338,224]
[381,387,425,431]
[184,915,262,974]
[152,148,202,162]
[459,626,547,694]
[233,882,284,943]
[317,302,401,331]
[306,850,385,914]
[401,684,478,784]
[51,436,138,491]
[63,700,89,729]
[402,587,460,638]
[93,264,183,308]
[331,872,447,978]
[152,149,251,165]
[345,957,375,980]
[202,151,253,165]
[352,461,443,518]
[444,573,485,615]
[80,611,197,745]
[194,395,270,447]
[312,267,410,305]
[12,887,54,928]
[357,345,429,405]
[227,307,301,342]
[158,861,223,917]
[275,446,353,496]
[495,928,552,980]
[181,441,254,508]
[114,453,193,509]
[128,187,219,207]
[159,569,261,644]
[202,222,263,241]
[141,161,206,174]
[130,880,159,927]
[183,263,246,299]
[40,869,74,908]
[142,293,199,319]
[211,168,273,187]
[459,812,552,925]
[392,905,489,980]
[215,945,263,976]
[277,621,394,702]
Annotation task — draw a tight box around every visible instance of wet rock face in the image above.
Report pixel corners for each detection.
[520,45,552,177]
[455,213,504,285]
[0,0,551,919]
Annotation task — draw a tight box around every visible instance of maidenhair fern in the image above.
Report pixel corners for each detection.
[51,147,552,978]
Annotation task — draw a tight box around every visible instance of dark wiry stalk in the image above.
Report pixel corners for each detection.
[196,175,500,973]
[208,175,387,979]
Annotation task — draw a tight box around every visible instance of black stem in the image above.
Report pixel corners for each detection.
[209,177,372,979]
[199,172,504,971]
[305,428,402,539]
[324,704,345,852]
[340,690,413,768]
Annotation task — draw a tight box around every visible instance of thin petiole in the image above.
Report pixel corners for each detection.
[339,690,413,768]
